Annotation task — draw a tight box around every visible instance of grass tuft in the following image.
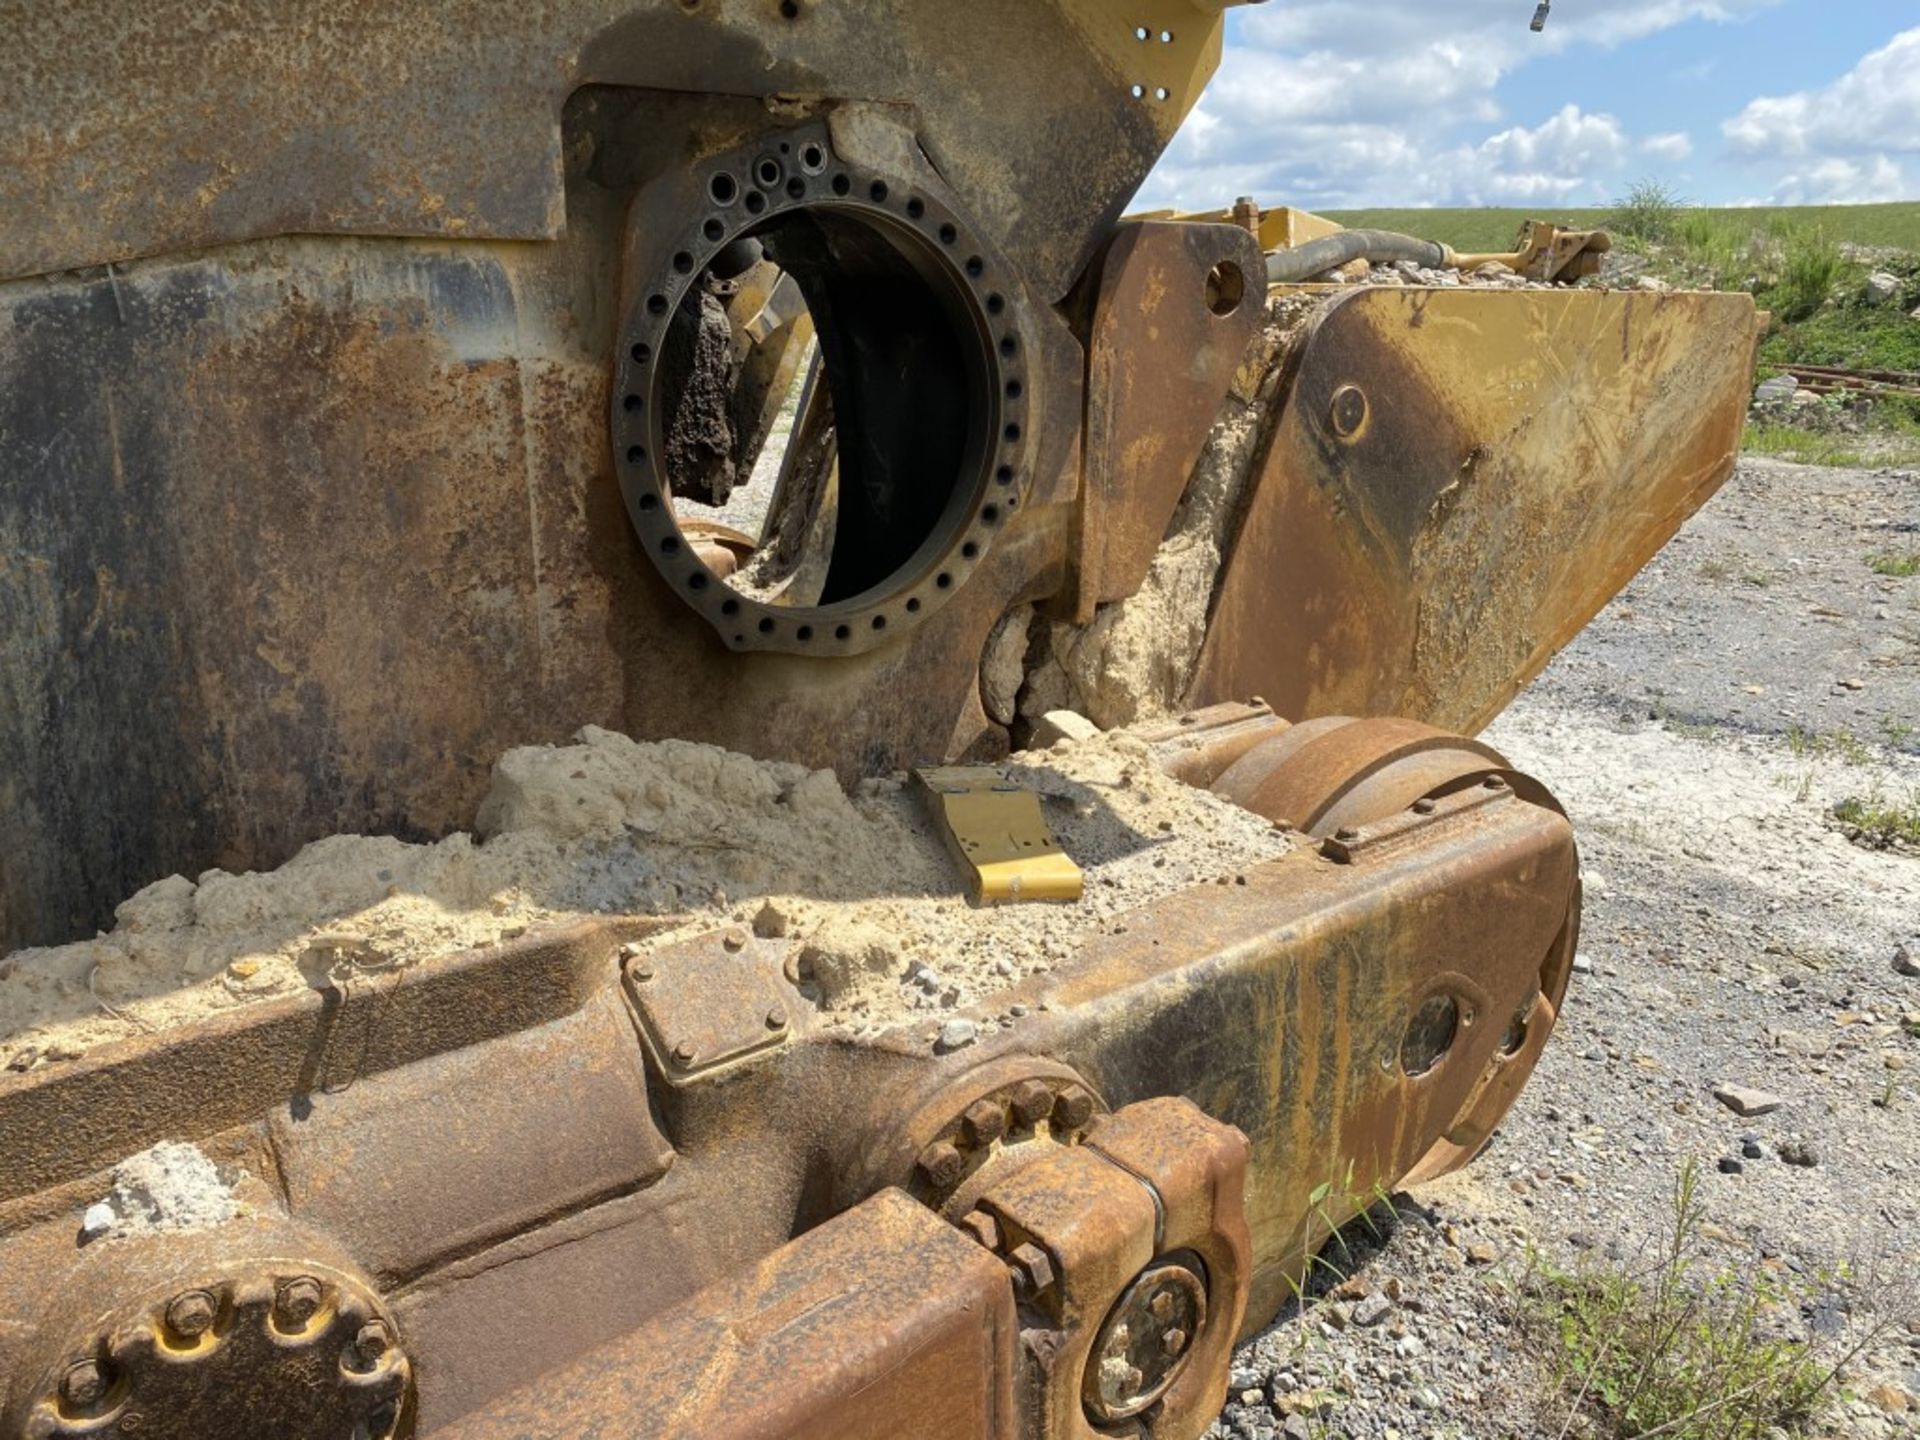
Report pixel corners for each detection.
[1519,1161,1844,1440]
[1868,551,1920,578]
[1833,785,1920,850]
[1610,178,1688,245]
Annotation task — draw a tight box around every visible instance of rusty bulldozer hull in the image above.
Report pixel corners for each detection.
[0,3,1756,1437]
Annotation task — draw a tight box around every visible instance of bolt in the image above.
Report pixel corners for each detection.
[1484,774,1509,791]
[672,1040,698,1065]
[961,1099,1007,1147]
[1054,1084,1095,1129]
[958,1210,1003,1252]
[1334,826,1360,843]
[1149,1290,1174,1320]
[917,1140,967,1189]
[630,961,654,981]
[764,1006,786,1030]
[164,1290,217,1339]
[1163,1326,1189,1356]
[355,1320,391,1365]
[1010,1079,1056,1127]
[61,1360,107,1409]
[275,1277,324,1329]
[1330,384,1369,438]
[721,928,748,952]
[1411,797,1437,815]
[1009,1242,1055,1299]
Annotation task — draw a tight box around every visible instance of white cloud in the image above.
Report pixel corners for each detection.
[1139,0,1780,209]
[1642,132,1695,162]
[1720,27,1920,203]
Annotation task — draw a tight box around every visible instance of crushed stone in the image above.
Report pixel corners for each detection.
[91,1141,241,1239]
[2,728,1291,1069]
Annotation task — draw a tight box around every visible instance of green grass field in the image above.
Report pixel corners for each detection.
[1320,202,1920,254]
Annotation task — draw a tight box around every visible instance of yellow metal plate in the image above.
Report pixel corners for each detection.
[914,767,1084,905]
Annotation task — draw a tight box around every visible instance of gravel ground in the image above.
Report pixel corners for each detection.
[1213,457,1920,1439]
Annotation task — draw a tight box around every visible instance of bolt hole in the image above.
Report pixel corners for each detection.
[1401,994,1460,1077]
[869,180,889,203]
[799,143,827,174]
[1131,84,1146,100]
[626,445,646,464]
[779,0,799,17]
[1004,422,1021,442]
[996,464,1015,485]
[834,623,851,640]
[756,157,782,187]
[623,393,643,412]
[906,596,921,612]
[631,341,652,363]
[871,614,887,630]
[673,251,694,274]
[965,256,984,278]
[831,172,851,196]
[744,191,767,214]
[721,598,740,616]
[999,335,1018,357]
[787,177,806,199]
[638,492,660,511]
[709,173,739,206]
[961,541,979,559]
[688,572,708,591]
[907,197,925,219]
[938,222,958,245]
[1155,86,1170,101]
[660,535,681,556]
[758,617,776,634]
[936,572,952,589]
[796,624,813,640]
[1205,259,1246,317]
[1134,24,1149,40]
[1006,379,1023,399]
[986,293,1005,316]
[647,294,669,316]
[981,504,999,525]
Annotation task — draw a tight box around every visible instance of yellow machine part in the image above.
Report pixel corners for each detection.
[914,767,1086,904]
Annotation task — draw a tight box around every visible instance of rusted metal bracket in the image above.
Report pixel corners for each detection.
[621,927,794,1084]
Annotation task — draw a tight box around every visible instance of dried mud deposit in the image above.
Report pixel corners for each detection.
[0,727,1291,1071]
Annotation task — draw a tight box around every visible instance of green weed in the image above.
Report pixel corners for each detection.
[1833,785,1920,849]
[1869,551,1920,578]
[1611,178,1688,245]
[1520,1161,1844,1439]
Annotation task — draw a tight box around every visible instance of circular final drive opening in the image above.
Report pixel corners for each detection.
[1400,993,1460,1077]
[1205,259,1246,317]
[649,202,998,620]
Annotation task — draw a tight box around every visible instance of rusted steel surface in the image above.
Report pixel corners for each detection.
[1188,285,1762,733]
[1067,220,1266,621]
[0,2,1238,301]
[438,1188,1019,1440]
[0,89,1096,951]
[0,742,1576,1434]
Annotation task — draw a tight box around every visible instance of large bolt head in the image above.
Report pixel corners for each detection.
[274,1276,325,1329]
[61,1359,108,1409]
[1009,1242,1055,1299]
[916,1140,967,1189]
[1054,1084,1095,1129]
[356,1320,392,1364]
[1009,1080,1056,1127]
[961,1099,1007,1147]
[164,1290,218,1339]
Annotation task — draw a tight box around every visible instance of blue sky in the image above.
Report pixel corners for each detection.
[1139,3,1920,211]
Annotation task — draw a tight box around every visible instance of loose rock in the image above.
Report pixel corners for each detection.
[1712,1083,1784,1117]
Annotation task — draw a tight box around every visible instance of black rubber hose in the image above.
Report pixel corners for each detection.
[1265,230,1450,283]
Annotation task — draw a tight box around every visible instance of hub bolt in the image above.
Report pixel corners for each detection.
[961,1099,1007,1146]
[1054,1084,1096,1129]
[274,1276,324,1329]
[61,1360,108,1409]
[356,1320,392,1364]
[164,1290,218,1339]
[917,1140,967,1189]
[1010,1080,1056,1127]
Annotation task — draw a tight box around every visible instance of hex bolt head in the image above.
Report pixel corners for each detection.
[672,1040,698,1065]
[1334,826,1360,843]
[1411,797,1437,815]
[629,961,654,982]
[917,1140,967,1189]
[1149,1290,1174,1321]
[355,1320,392,1364]
[1010,1079,1056,1127]
[721,928,748,952]
[274,1277,324,1329]
[61,1359,107,1409]
[1009,1241,1055,1299]
[1162,1326,1189,1356]
[958,1210,1003,1252]
[164,1290,217,1339]
[961,1099,1007,1147]
[764,1006,787,1030]
[1484,774,1509,791]
[1054,1084,1095,1130]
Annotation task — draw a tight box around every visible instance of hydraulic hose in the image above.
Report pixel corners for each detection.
[1265,230,1453,284]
